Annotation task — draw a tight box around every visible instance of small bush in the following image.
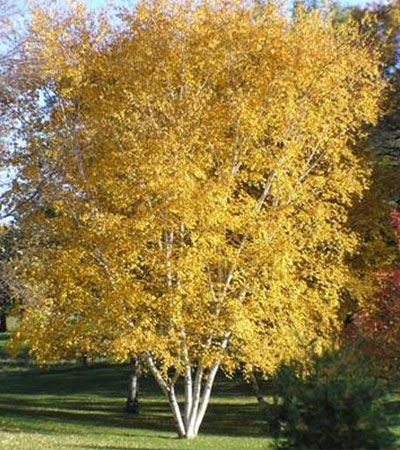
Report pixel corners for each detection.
[267,349,395,450]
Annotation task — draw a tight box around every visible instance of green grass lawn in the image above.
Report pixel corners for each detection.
[0,333,269,450]
[2,333,400,450]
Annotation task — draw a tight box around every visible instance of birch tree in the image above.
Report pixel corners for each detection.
[7,0,386,438]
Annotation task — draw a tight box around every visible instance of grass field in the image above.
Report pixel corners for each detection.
[2,333,400,450]
[0,333,269,450]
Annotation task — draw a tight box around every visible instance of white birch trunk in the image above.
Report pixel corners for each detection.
[144,354,221,439]
[184,364,193,429]
[194,362,219,436]
[125,356,140,414]
[168,386,186,438]
[185,366,203,437]
[187,365,203,436]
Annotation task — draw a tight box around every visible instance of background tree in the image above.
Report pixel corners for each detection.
[6,0,386,438]
[345,210,400,376]
[333,0,400,327]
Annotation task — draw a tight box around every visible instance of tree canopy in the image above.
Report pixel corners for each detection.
[4,0,387,438]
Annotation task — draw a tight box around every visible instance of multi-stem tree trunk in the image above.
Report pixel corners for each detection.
[145,355,221,438]
[125,355,141,414]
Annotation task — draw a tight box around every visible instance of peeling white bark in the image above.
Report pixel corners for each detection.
[125,356,141,414]
[184,364,193,429]
[193,362,219,436]
[168,386,186,438]
[144,354,222,438]
[187,365,203,436]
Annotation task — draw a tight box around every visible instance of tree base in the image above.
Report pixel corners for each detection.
[0,314,6,333]
[125,398,139,414]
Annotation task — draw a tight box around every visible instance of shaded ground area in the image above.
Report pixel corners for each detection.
[0,334,268,450]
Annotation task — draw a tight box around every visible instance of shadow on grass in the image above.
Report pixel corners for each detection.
[0,397,264,437]
[0,362,265,439]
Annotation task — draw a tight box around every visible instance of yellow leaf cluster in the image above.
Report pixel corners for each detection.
[9,0,385,376]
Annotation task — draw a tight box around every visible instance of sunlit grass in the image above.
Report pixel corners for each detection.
[0,333,268,450]
[2,333,400,450]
